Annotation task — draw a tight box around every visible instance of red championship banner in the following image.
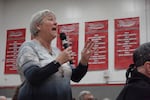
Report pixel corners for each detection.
[85,20,108,70]
[57,23,79,66]
[115,17,140,69]
[4,28,26,74]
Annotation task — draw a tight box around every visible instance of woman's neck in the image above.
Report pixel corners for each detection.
[35,37,52,52]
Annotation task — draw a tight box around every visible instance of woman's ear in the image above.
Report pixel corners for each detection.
[36,23,41,30]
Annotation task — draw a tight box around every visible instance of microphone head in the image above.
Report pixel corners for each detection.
[60,32,67,40]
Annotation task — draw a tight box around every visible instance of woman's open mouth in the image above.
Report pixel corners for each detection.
[52,27,56,31]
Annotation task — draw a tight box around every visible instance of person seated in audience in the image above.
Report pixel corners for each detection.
[78,90,95,100]
[116,42,150,100]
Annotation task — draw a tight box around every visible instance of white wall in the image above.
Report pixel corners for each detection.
[0,0,149,86]
[146,0,150,41]
[0,0,6,86]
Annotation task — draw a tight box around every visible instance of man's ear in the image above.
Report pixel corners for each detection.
[145,61,150,74]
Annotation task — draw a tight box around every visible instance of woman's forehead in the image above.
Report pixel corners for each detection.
[44,13,56,19]
[45,12,55,17]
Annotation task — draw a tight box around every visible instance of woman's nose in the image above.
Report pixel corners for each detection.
[54,21,57,25]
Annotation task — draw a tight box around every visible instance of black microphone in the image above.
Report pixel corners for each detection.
[60,32,69,49]
[60,32,73,65]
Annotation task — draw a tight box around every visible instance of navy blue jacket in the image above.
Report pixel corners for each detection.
[116,70,150,100]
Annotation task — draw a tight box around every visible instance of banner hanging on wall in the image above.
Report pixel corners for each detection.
[85,20,108,70]
[114,17,140,69]
[4,28,26,74]
[57,23,79,66]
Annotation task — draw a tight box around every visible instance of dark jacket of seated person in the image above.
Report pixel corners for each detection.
[116,42,150,100]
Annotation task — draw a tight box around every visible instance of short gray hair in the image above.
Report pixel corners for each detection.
[0,96,7,100]
[133,42,150,67]
[78,90,92,100]
[30,9,55,36]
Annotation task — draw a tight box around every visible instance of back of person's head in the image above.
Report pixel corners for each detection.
[0,96,7,100]
[126,42,150,82]
[30,9,55,37]
[78,90,94,100]
[133,42,150,67]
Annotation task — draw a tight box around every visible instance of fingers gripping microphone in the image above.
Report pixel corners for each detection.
[60,32,73,65]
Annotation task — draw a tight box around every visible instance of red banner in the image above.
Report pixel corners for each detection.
[4,28,26,74]
[115,17,140,69]
[57,23,79,66]
[85,20,108,70]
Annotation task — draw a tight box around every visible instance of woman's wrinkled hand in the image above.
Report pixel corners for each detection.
[56,47,73,65]
[80,39,95,65]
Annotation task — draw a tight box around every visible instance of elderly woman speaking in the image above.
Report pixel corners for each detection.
[16,9,94,100]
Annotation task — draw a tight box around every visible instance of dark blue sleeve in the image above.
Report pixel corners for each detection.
[71,63,88,82]
[24,61,60,85]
